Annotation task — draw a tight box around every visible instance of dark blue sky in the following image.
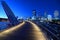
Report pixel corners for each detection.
[0,0,60,19]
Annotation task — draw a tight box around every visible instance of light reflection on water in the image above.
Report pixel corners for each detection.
[0,22,9,30]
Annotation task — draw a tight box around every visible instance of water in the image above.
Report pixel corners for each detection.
[0,22,9,30]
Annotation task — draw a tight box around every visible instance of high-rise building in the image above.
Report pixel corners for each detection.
[44,12,47,18]
[44,11,47,21]
[1,1,19,25]
[32,10,36,16]
[32,10,37,20]
[54,10,59,20]
[47,15,52,21]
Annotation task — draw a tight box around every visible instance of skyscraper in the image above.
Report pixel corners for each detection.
[32,10,37,20]
[54,10,59,20]
[47,15,52,21]
[44,12,47,18]
[1,1,19,25]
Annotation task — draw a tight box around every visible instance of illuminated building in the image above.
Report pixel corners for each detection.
[32,10,37,20]
[47,15,52,21]
[54,10,59,20]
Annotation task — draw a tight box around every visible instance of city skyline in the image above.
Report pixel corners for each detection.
[0,0,60,40]
[0,0,60,19]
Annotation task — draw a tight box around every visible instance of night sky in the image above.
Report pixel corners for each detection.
[0,0,60,19]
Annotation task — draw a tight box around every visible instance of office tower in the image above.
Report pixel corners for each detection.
[32,10,37,20]
[44,12,47,18]
[54,10,59,20]
[44,11,47,21]
[47,15,52,21]
[1,1,19,25]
